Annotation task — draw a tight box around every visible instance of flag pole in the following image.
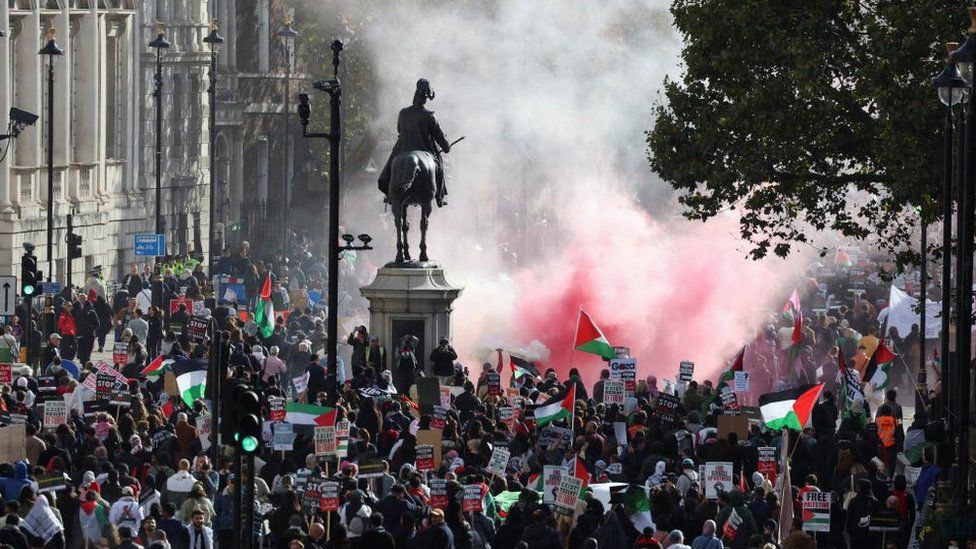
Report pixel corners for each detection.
[569,307,581,376]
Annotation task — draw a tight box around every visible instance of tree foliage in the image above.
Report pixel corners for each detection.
[648,0,967,262]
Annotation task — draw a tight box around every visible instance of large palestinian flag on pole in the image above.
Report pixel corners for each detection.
[533,385,576,427]
[510,353,540,379]
[758,384,824,431]
[574,309,615,360]
[172,358,209,407]
[254,273,274,338]
[863,341,897,391]
[285,402,337,427]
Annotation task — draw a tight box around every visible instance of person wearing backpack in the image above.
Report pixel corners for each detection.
[109,486,145,535]
[691,520,724,549]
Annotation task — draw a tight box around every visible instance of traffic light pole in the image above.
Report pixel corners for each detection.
[65,214,73,290]
[243,452,255,549]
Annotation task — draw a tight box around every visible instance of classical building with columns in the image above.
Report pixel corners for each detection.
[0,0,213,283]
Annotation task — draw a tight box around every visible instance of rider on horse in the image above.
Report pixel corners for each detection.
[378,79,452,207]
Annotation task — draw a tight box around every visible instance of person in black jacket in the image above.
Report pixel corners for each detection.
[361,513,396,549]
[430,338,458,381]
[846,478,879,546]
[519,509,561,549]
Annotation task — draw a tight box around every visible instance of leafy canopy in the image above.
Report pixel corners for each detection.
[648,0,967,262]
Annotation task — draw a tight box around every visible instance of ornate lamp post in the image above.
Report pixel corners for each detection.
[203,18,223,276]
[38,27,62,282]
[948,6,976,514]
[277,16,297,252]
[149,23,170,309]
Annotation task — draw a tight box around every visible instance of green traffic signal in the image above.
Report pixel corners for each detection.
[22,284,35,296]
[241,436,259,453]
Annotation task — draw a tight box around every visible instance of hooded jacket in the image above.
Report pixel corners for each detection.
[0,462,30,503]
[714,490,757,549]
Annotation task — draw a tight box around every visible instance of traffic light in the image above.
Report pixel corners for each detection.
[236,386,262,454]
[67,233,82,260]
[20,253,37,297]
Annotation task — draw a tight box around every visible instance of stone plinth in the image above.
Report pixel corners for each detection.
[360,264,463,373]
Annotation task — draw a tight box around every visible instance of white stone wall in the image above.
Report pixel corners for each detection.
[0,0,213,285]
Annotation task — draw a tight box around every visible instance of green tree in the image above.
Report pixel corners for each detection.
[648,0,967,264]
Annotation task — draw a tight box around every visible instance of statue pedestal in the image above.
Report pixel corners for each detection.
[360,264,463,373]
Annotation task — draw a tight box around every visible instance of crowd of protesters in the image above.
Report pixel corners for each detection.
[0,243,951,549]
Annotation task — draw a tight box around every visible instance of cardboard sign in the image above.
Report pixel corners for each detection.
[320,481,340,512]
[0,364,11,385]
[679,361,695,382]
[187,317,209,343]
[169,297,194,315]
[802,491,830,532]
[609,358,637,392]
[430,479,448,509]
[0,424,26,463]
[486,372,502,396]
[554,475,583,514]
[269,397,286,422]
[487,447,510,476]
[96,374,115,395]
[43,401,67,431]
[543,465,563,504]
[314,426,335,456]
[462,484,483,512]
[440,386,452,408]
[757,447,778,484]
[416,444,435,471]
[113,343,128,366]
[717,414,750,440]
[733,371,750,392]
[273,422,295,451]
[703,462,733,499]
[430,405,448,430]
[603,380,625,405]
[416,429,442,467]
[335,420,350,459]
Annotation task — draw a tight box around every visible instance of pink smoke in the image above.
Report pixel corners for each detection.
[500,186,803,388]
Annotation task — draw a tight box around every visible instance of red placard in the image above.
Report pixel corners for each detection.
[269,397,286,422]
[0,364,11,385]
[319,481,340,512]
[169,297,194,315]
[462,485,483,512]
[430,479,448,509]
[416,445,435,471]
[757,446,777,484]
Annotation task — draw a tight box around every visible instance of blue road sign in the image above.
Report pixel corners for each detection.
[41,282,62,295]
[134,234,166,257]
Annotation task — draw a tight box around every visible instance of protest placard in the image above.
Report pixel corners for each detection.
[430,405,448,430]
[543,465,562,504]
[499,406,518,425]
[554,475,583,514]
[187,317,209,343]
[0,364,11,385]
[703,462,734,499]
[96,374,115,396]
[802,491,831,532]
[416,429,442,466]
[273,422,295,451]
[656,393,681,416]
[43,400,66,431]
[169,297,194,315]
[487,447,510,476]
[113,343,128,366]
[301,478,322,514]
[537,426,573,449]
[314,426,335,457]
[269,397,286,422]
[358,458,386,478]
[430,479,448,509]
[604,380,625,405]
[292,372,309,395]
[462,485,483,512]
[36,472,69,493]
[610,358,637,392]
[679,361,695,382]
[416,445,435,471]
[196,416,212,452]
[440,386,452,408]
[487,372,501,396]
[320,481,340,512]
[733,371,750,392]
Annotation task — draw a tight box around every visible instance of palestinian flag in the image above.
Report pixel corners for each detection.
[574,309,615,360]
[172,359,208,407]
[784,290,803,382]
[141,355,174,377]
[623,486,655,533]
[533,385,576,427]
[574,456,590,490]
[254,273,274,338]
[510,354,540,379]
[285,402,337,427]
[864,342,896,390]
[838,349,864,406]
[758,384,824,431]
[718,346,746,385]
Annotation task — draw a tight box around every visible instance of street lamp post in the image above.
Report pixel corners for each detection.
[202,17,223,468]
[277,17,297,253]
[203,18,223,277]
[948,6,976,514]
[298,40,347,378]
[149,23,170,310]
[38,27,62,283]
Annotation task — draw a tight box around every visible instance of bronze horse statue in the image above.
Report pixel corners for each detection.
[387,150,438,263]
